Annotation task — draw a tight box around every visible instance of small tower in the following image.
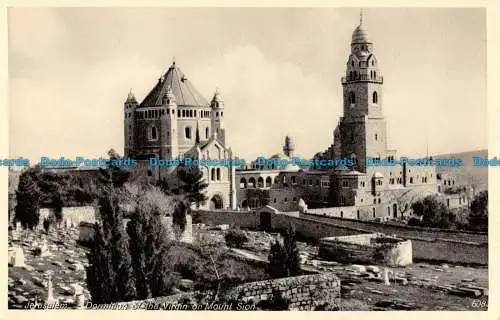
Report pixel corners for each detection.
[163,86,178,158]
[124,90,137,157]
[210,87,225,144]
[283,135,295,158]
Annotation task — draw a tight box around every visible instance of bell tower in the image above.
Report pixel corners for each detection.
[339,10,388,172]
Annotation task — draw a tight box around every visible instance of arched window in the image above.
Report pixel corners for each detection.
[185,127,192,139]
[373,208,376,218]
[257,177,264,188]
[351,60,354,66]
[205,127,209,139]
[349,92,356,105]
[265,176,272,187]
[240,178,247,189]
[374,71,377,78]
[211,168,215,181]
[373,91,378,104]
[248,177,256,188]
[375,134,378,141]
[149,125,158,140]
[409,177,414,184]
[371,60,375,66]
[216,168,221,180]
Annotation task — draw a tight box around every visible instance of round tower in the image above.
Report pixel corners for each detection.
[124,90,137,157]
[283,135,295,158]
[162,85,178,158]
[210,87,225,144]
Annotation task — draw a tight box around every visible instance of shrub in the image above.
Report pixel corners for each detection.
[257,289,289,310]
[408,217,420,227]
[267,223,301,279]
[224,228,249,248]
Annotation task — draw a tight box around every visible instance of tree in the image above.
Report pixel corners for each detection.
[86,191,136,303]
[86,223,116,304]
[98,149,130,188]
[411,195,456,229]
[172,200,188,237]
[127,200,177,299]
[268,240,288,278]
[15,169,41,229]
[177,165,208,208]
[245,189,270,207]
[468,190,488,231]
[283,223,301,276]
[267,223,301,278]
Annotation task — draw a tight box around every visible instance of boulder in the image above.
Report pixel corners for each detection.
[366,266,380,273]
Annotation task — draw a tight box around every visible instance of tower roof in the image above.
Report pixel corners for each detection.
[125,89,137,103]
[140,62,209,108]
[351,10,372,44]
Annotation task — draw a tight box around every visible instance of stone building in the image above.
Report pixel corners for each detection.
[235,13,440,220]
[124,62,236,210]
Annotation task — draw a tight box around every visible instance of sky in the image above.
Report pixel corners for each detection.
[8,7,487,164]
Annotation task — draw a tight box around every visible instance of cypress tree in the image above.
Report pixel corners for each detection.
[15,169,41,229]
[267,223,301,279]
[86,223,116,304]
[127,200,176,299]
[86,191,136,303]
[283,223,301,276]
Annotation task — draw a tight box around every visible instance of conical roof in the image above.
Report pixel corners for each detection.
[140,62,209,108]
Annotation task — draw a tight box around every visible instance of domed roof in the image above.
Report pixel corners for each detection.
[352,25,371,44]
[270,152,290,160]
[373,171,384,178]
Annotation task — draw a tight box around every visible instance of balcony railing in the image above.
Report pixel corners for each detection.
[342,75,383,83]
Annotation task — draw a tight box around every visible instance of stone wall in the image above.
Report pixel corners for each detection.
[39,206,97,229]
[193,209,488,265]
[226,272,340,310]
[79,215,193,244]
[299,213,488,244]
[318,233,412,267]
[96,273,341,311]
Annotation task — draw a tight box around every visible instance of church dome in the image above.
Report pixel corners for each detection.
[352,25,371,44]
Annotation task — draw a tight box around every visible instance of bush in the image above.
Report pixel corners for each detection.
[407,217,421,226]
[257,289,289,310]
[268,223,301,278]
[224,228,249,248]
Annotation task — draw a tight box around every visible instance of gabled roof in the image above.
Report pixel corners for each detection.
[139,62,209,108]
[184,135,227,158]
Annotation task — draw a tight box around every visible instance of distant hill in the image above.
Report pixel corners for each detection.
[434,149,488,192]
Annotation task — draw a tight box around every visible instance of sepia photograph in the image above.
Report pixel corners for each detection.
[6,7,490,311]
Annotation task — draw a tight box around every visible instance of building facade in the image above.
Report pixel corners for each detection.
[235,15,441,221]
[124,62,236,210]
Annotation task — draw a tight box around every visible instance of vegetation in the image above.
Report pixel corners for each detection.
[245,189,270,208]
[468,190,488,231]
[86,190,136,303]
[224,227,249,248]
[177,165,208,208]
[268,223,301,278]
[256,289,290,310]
[127,200,179,299]
[410,195,456,229]
[410,191,488,232]
[15,169,41,229]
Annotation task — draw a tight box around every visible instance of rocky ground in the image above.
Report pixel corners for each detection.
[197,224,489,311]
[8,227,89,309]
[8,224,489,311]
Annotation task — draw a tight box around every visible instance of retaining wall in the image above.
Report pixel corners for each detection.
[193,210,488,265]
